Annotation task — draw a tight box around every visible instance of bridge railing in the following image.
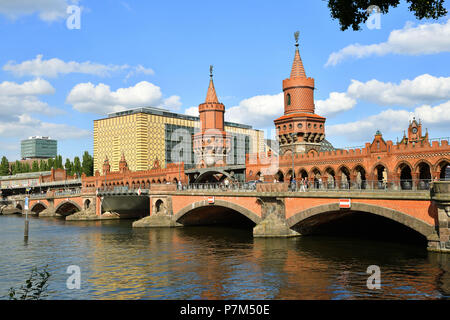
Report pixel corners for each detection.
[181,179,435,192]
[286,179,433,192]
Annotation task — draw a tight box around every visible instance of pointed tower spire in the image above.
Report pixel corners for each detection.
[290,31,306,79]
[205,65,219,103]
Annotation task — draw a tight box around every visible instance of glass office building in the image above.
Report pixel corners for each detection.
[21,137,57,159]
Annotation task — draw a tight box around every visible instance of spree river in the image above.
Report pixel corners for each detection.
[0,215,448,300]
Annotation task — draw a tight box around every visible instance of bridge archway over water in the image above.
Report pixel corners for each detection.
[31,203,47,215]
[174,199,261,228]
[55,201,81,216]
[287,203,435,243]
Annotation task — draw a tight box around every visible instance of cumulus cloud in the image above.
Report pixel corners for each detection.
[0,78,61,121]
[221,90,356,128]
[0,0,76,22]
[125,65,155,80]
[326,19,450,66]
[347,74,450,106]
[3,55,155,80]
[3,54,133,78]
[226,93,283,127]
[66,81,182,114]
[327,100,450,143]
[316,92,357,117]
[0,114,90,140]
[184,106,199,117]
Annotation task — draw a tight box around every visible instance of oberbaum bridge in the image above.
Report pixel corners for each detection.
[1,35,450,253]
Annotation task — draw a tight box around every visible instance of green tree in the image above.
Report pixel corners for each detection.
[326,0,447,31]
[39,160,47,171]
[23,162,31,173]
[82,151,94,177]
[12,161,22,175]
[65,158,73,176]
[0,156,10,176]
[47,158,54,170]
[73,156,82,177]
[55,155,63,169]
[31,161,39,172]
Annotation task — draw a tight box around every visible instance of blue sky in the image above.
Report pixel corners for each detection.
[0,0,449,161]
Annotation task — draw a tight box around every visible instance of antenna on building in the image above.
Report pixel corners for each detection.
[294,31,299,47]
[210,65,213,79]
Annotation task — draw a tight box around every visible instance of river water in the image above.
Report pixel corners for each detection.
[0,215,448,300]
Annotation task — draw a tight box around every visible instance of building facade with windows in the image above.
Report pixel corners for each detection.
[21,136,57,160]
[93,107,265,174]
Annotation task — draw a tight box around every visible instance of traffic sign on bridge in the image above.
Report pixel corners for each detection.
[339,199,351,209]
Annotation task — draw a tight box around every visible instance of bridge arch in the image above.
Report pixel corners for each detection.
[55,200,81,216]
[286,202,435,238]
[194,170,234,183]
[174,199,262,226]
[31,202,47,215]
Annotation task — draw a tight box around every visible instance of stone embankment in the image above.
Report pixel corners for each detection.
[66,209,119,221]
[0,204,21,215]
[132,214,181,228]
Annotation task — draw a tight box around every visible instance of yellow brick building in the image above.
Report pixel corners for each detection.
[93,107,265,173]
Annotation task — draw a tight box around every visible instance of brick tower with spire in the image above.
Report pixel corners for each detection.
[274,31,326,155]
[193,66,231,167]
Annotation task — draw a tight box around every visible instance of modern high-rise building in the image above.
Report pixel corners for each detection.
[21,136,57,160]
[93,106,265,173]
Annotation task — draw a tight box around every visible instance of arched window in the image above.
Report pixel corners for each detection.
[287,94,291,106]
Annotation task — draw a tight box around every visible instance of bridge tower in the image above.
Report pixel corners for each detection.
[193,66,231,168]
[274,31,326,155]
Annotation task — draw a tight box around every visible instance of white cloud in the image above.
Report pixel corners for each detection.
[3,54,131,78]
[316,92,357,117]
[0,78,54,96]
[326,19,450,66]
[221,90,356,128]
[226,93,283,127]
[184,106,199,117]
[347,74,450,106]
[327,101,450,143]
[66,81,182,114]
[0,114,90,140]
[0,78,61,120]
[0,0,75,22]
[125,65,155,80]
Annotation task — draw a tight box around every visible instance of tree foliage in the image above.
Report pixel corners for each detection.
[0,156,10,176]
[8,265,50,300]
[0,152,94,177]
[326,0,447,31]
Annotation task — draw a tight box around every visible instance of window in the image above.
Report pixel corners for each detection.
[287,94,291,106]
[298,123,302,128]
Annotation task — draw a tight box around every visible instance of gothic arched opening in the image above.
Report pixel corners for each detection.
[354,165,367,189]
[399,164,413,190]
[275,171,284,182]
[417,162,431,189]
[325,168,335,189]
[438,160,449,180]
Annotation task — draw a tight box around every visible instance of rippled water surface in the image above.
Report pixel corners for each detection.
[0,215,448,299]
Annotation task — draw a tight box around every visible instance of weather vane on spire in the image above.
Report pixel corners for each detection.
[294,31,299,47]
[210,65,213,78]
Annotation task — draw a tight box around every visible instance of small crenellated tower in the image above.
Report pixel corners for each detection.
[274,31,326,155]
[193,66,231,167]
[102,156,110,174]
[119,152,129,173]
[400,118,429,145]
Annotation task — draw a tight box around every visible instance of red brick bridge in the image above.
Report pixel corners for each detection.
[9,182,450,253]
